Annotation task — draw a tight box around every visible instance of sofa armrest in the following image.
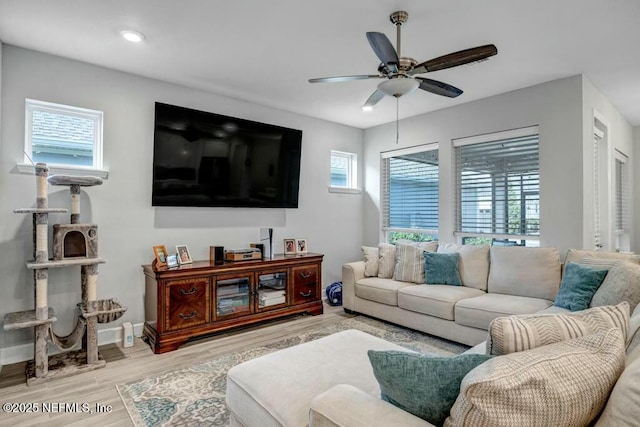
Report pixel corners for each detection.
[342,261,365,310]
[309,384,433,427]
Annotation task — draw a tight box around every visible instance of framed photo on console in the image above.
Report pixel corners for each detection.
[153,245,168,267]
[295,238,308,254]
[283,239,296,255]
[166,254,179,268]
[176,245,193,264]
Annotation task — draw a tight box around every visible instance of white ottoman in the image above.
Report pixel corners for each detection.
[226,329,412,427]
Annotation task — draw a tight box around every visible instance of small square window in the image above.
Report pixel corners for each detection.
[25,99,103,170]
[330,150,357,190]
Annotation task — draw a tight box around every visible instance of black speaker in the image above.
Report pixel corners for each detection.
[253,243,265,259]
[210,246,224,265]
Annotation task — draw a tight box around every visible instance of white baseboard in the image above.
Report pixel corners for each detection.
[0,322,145,366]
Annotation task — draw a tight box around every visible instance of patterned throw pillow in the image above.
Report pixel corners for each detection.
[362,246,379,277]
[487,302,630,355]
[393,244,427,283]
[424,252,462,286]
[554,262,608,311]
[368,351,492,426]
[445,329,626,427]
[377,243,396,279]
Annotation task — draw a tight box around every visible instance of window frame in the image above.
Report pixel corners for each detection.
[329,150,360,193]
[381,143,439,243]
[19,99,108,178]
[453,126,540,245]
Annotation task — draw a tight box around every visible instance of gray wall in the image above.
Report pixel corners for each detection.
[635,127,640,252]
[0,45,364,360]
[363,76,587,257]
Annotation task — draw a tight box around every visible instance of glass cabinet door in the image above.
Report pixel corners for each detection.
[216,276,251,318]
[257,271,287,310]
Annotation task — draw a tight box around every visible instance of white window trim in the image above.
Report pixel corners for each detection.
[20,99,108,178]
[329,150,360,193]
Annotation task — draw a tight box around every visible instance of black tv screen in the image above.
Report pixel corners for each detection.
[152,103,302,208]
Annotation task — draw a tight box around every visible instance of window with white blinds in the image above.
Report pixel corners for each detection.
[454,127,539,242]
[614,151,629,233]
[381,145,439,241]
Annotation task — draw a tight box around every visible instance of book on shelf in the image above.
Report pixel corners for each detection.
[259,295,286,307]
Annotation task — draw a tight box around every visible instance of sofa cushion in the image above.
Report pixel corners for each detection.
[377,243,396,278]
[488,246,561,300]
[596,350,640,427]
[362,246,379,277]
[486,303,630,355]
[591,261,640,313]
[565,249,640,267]
[424,252,462,286]
[355,278,414,306]
[393,243,437,284]
[445,329,626,427]
[398,285,485,321]
[368,351,492,426]
[437,244,490,291]
[454,293,553,330]
[554,262,608,311]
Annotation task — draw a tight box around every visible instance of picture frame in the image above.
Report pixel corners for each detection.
[166,254,179,268]
[283,238,296,255]
[153,245,168,267]
[295,238,308,254]
[176,245,193,264]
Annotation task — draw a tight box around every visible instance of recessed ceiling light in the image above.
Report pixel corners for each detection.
[361,105,373,112]
[120,30,145,43]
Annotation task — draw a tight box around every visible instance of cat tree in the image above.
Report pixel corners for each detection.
[3,163,126,385]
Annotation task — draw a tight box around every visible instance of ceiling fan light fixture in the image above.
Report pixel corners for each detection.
[362,105,374,112]
[377,78,419,97]
[120,29,145,43]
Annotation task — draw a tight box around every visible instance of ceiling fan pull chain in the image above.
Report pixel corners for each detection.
[396,97,399,144]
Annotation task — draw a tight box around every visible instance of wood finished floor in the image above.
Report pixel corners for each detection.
[0,302,352,426]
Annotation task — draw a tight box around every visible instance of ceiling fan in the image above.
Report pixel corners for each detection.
[309,10,498,110]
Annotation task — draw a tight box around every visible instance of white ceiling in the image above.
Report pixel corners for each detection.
[1,0,639,129]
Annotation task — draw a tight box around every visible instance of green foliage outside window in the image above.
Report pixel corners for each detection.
[389,232,437,244]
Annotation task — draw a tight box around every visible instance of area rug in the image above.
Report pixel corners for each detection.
[117,316,468,426]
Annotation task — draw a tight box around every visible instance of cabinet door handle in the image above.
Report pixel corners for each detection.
[299,291,312,297]
[299,271,312,279]
[179,310,198,320]
[180,287,198,295]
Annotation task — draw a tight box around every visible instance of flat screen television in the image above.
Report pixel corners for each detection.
[152,102,302,208]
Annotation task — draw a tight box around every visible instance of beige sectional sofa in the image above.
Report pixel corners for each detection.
[226,245,640,426]
[343,244,563,346]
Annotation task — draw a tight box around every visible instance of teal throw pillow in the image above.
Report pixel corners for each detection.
[368,350,492,426]
[424,252,462,286]
[554,262,608,311]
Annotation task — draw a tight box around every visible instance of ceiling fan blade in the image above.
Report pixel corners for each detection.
[416,77,463,98]
[410,44,498,75]
[308,75,382,83]
[363,90,386,108]
[366,32,399,72]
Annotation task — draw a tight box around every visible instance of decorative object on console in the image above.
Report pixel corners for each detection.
[210,245,225,265]
[554,262,608,311]
[295,238,308,254]
[153,245,168,267]
[3,163,126,385]
[260,227,274,259]
[250,243,265,260]
[176,245,192,264]
[225,248,262,262]
[166,254,179,268]
[284,239,296,255]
